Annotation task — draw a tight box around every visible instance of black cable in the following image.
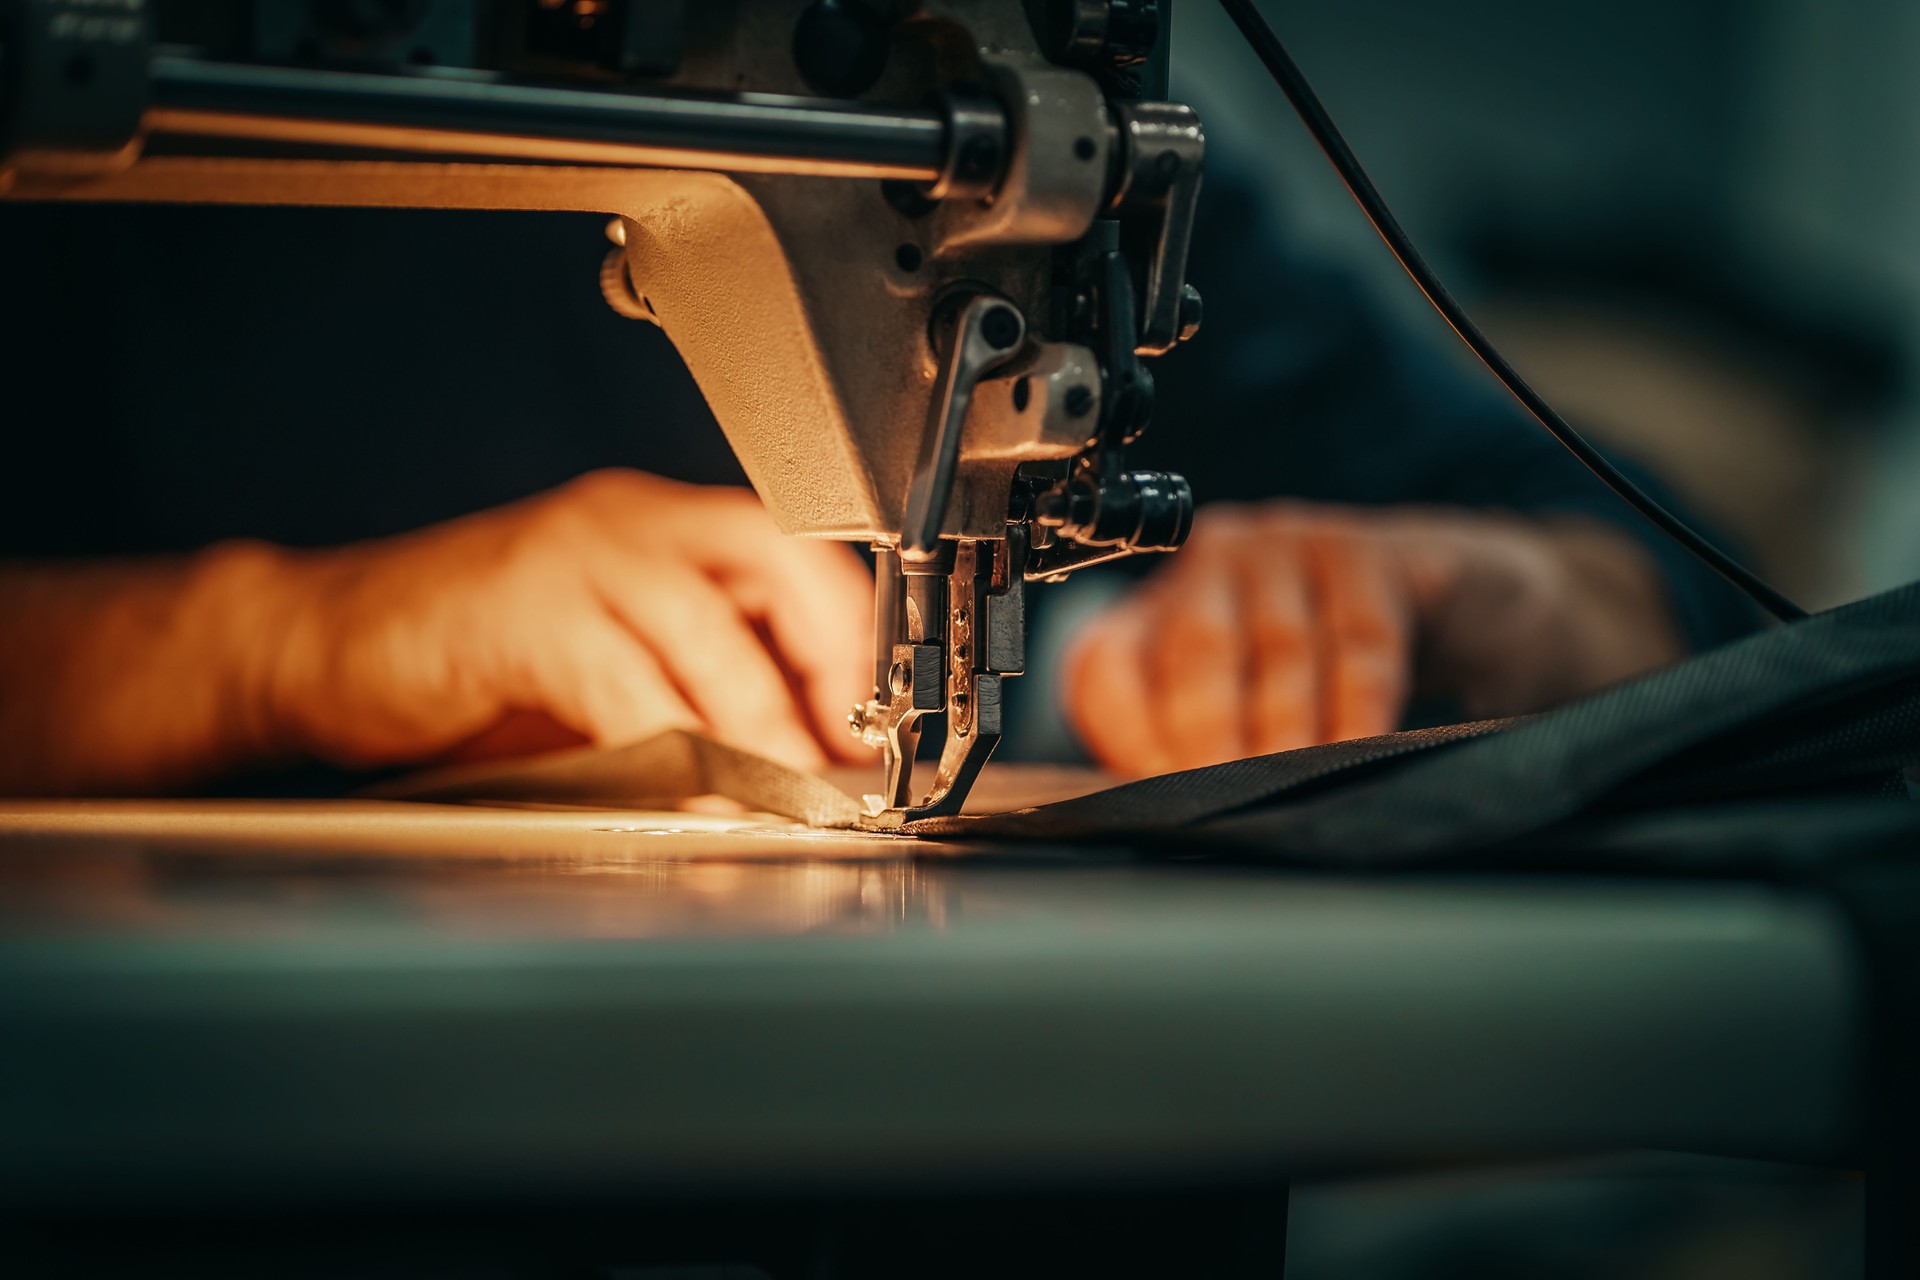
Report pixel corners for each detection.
[1214,0,1808,623]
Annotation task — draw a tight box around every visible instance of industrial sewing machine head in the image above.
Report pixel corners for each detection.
[0,0,1201,822]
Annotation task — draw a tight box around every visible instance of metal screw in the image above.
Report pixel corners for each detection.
[1176,283,1204,344]
[981,305,1021,350]
[960,135,1002,181]
[888,660,912,699]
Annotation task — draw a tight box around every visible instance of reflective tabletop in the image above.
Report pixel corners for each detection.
[0,799,1862,1211]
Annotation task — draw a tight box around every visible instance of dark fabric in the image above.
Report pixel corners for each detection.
[915,719,1511,841]
[909,580,1920,866]
[1510,799,1920,877]
[923,580,1920,1269]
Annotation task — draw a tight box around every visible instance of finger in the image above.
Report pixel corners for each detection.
[517,609,700,747]
[1304,525,1412,743]
[1061,601,1175,777]
[742,537,873,762]
[606,487,873,762]
[1145,549,1249,770]
[591,554,828,770]
[1241,525,1321,755]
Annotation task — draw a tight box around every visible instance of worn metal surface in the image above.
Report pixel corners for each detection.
[3,0,1127,543]
[142,56,959,180]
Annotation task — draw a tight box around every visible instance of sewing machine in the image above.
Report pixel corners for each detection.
[0,0,1200,820]
[0,12,1894,1277]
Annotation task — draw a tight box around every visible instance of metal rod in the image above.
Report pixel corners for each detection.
[142,55,959,182]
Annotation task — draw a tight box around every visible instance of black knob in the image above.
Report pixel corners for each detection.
[793,0,890,98]
[1039,470,1192,551]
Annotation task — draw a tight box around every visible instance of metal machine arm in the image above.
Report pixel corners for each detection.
[0,0,1204,822]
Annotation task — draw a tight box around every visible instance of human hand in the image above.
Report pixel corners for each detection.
[259,469,873,772]
[1061,501,1684,776]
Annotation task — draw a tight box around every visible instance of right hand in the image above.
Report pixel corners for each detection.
[258,469,875,771]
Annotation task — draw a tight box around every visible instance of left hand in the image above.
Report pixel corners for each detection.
[1061,501,1686,777]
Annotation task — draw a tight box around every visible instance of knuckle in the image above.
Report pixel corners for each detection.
[1158,615,1236,673]
[1256,499,1314,533]
[564,469,684,524]
[1252,694,1312,742]
[1180,700,1241,749]
[501,507,585,572]
[1250,610,1312,663]
[1334,605,1407,655]
[1253,664,1310,713]
[564,467,641,503]
[528,481,615,541]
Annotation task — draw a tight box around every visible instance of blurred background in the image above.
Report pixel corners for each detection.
[1183,4,1890,1273]
[1182,0,1915,611]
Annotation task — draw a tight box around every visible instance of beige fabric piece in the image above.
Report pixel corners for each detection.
[0,799,921,862]
[368,729,869,829]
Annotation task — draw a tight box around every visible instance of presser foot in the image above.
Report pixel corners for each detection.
[849,537,1024,827]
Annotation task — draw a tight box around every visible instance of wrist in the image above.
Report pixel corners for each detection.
[1402,511,1684,717]
[183,538,322,770]
[1537,515,1687,669]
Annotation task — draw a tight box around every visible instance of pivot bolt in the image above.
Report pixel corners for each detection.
[958,135,1002,184]
[980,305,1022,350]
[792,0,890,97]
[1176,283,1204,344]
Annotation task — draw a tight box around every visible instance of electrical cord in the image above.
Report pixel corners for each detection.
[1214,0,1808,623]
